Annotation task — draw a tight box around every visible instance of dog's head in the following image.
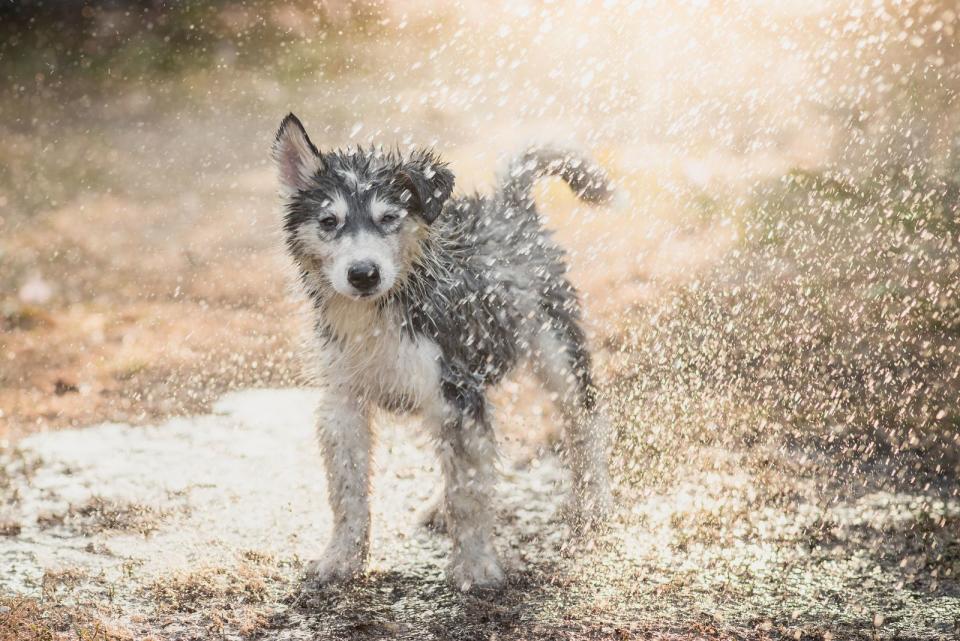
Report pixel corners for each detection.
[272,113,454,300]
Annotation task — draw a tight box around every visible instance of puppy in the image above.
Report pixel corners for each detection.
[272,113,614,591]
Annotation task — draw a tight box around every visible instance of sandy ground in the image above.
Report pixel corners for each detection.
[2,389,959,640]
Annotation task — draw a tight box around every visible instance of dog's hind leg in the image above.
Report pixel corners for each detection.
[306,391,372,586]
[416,486,446,533]
[426,381,504,590]
[532,318,614,532]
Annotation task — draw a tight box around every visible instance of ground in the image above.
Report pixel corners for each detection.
[2,389,958,640]
[2,1,960,640]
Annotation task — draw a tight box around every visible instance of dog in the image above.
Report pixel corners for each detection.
[272,113,615,591]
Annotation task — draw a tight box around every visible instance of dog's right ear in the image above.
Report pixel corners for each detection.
[272,113,323,194]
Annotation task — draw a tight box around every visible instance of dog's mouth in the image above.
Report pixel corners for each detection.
[342,287,387,302]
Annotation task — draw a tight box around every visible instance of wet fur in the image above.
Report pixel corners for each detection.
[273,113,614,591]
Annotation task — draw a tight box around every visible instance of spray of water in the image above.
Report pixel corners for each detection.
[1,2,959,639]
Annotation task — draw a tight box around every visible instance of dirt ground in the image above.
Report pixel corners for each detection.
[2,389,959,641]
[2,1,959,639]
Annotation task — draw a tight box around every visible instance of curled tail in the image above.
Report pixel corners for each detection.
[499,146,614,206]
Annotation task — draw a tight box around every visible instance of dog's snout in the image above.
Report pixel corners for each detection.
[347,261,381,293]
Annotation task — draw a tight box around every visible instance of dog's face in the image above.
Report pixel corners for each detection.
[272,114,454,300]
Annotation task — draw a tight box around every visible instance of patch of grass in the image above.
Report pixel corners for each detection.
[146,552,289,638]
[0,303,55,332]
[0,595,129,641]
[110,359,149,382]
[147,551,286,637]
[0,518,21,537]
[36,496,177,536]
[0,447,40,507]
[40,567,88,602]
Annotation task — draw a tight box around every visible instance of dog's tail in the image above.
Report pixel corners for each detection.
[498,146,614,207]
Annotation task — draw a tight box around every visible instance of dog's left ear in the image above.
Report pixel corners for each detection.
[394,151,455,224]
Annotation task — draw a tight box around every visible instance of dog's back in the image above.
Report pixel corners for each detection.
[390,147,614,395]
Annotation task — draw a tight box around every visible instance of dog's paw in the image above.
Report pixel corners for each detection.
[304,550,365,588]
[447,551,505,592]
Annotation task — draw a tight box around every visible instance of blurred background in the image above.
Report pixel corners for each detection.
[3,0,959,470]
[2,1,960,638]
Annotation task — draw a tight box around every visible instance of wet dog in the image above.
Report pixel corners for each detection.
[272,113,615,591]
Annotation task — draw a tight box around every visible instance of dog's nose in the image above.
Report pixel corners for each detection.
[347,261,381,293]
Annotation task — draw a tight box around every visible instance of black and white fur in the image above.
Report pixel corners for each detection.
[273,113,615,591]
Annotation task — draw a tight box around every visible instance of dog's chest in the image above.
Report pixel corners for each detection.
[319,301,442,410]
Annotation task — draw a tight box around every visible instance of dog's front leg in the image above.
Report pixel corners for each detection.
[428,389,505,591]
[306,389,371,587]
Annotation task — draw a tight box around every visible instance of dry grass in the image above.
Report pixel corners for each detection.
[36,496,178,537]
[0,518,22,537]
[0,595,131,641]
[149,554,281,614]
[2,300,300,436]
[147,552,287,637]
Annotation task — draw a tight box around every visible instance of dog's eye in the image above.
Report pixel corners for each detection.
[318,215,339,231]
[380,211,401,225]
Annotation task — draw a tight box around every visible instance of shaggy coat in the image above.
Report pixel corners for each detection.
[273,113,614,591]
